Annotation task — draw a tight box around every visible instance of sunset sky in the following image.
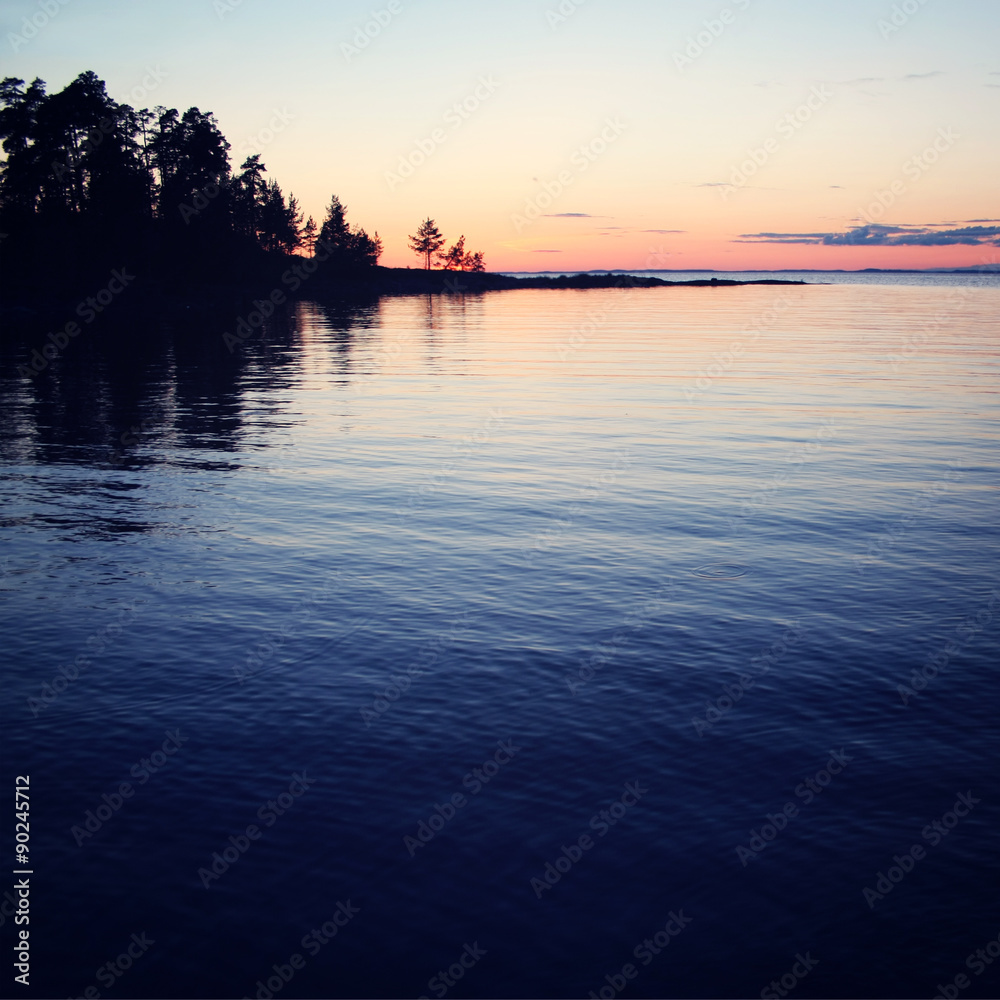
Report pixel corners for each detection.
[4,0,998,270]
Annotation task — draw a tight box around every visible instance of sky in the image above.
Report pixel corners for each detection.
[3,0,999,271]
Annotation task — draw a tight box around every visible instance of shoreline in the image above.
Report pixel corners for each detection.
[0,268,808,325]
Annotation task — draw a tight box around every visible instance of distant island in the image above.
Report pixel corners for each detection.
[0,70,807,317]
[308,270,807,295]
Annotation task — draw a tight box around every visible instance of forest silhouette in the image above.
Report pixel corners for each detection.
[0,71,391,299]
[0,70,802,311]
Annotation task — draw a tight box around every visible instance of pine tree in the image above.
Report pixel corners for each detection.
[441,235,466,270]
[318,194,350,256]
[301,215,317,256]
[316,195,381,267]
[408,218,446,269]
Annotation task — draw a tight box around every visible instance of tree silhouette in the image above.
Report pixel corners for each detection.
[153,106,230,221]
[0,69,387,293]
[0,78,46,214]
[232,154,266,240]
[257,180,301,254]
[319,194,349,254]
[441,235,466,270]
[439,235,486,272]
[301,215,317,256]
[408,218,446,269]
[319,194,382,268]
[350,227,383,267]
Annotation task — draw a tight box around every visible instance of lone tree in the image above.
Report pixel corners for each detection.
[408,218,446,269]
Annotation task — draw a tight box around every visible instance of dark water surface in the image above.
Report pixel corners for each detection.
[2,279,999,999]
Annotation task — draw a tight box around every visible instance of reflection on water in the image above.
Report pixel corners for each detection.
[1,280,999,1000]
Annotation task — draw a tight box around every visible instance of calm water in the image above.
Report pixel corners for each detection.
[501,269,1000,288]
[2,278,999,999]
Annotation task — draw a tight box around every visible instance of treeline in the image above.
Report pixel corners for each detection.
[408,219,484,272]
[0,70,381,293]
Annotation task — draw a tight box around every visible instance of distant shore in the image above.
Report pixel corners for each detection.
[0,266,808,325]
[312,268,809,295]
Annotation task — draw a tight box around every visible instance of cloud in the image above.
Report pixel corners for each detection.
[697,181,784,192]
[904,71,943,79]
[642,229,686,234]
[542,212,594,218]
[736,223,1000,247]
[829,185,843,189]
[531,249,562,253]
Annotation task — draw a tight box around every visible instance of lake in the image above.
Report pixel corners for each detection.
[2,274,999,999]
